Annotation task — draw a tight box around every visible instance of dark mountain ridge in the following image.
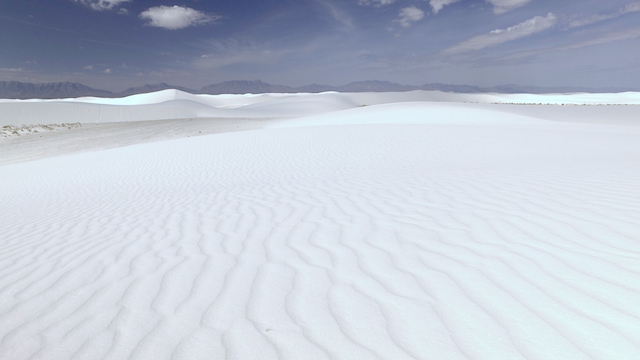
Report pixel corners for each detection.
[0,81,114,99]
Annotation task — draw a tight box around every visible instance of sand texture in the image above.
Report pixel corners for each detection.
[1,91,640,359]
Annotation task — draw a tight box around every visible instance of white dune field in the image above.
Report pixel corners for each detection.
[1,92,640,360]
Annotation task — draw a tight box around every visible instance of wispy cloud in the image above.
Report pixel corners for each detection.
[429,0,531,16]
[397,6,424,28]
[357,0,395,7]
[442,13,557,55]
[312,0,355,28]
[194,40,294,70]
[140,6,220,30]
[72,0,130,11]
[486,0,532,15]
[429,0,460,14]
[0,67,25,72]
[557,26,640,51]
[569,1,640,28]
[493,26,640,65]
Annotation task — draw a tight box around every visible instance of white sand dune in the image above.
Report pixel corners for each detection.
[1,91,640,359]
[0,90,362,126]
[3,89,640,126]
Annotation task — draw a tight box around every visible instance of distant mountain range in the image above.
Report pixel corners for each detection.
[0,81,113,99]
[0,80,636,99]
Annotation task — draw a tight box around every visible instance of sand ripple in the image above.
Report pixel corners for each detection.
[1,123,639,359]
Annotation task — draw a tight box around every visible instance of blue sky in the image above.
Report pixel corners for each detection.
[1,0,639,90]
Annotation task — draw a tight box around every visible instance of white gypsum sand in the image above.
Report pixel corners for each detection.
[0,118,271,166]
[0,91,639,360]
[2,90,639,166]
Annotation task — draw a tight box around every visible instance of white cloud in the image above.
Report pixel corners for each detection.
[140,6,219,30]
[442,13,557,55]
[358,0,395,7]
[397,6,424,28]
[486,0,531,15]
[570,1,640,28]
[73,0,130,11]
[430,0,461,14]
[103,68,112,74]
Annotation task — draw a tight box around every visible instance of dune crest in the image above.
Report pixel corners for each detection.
[2,89,640,127]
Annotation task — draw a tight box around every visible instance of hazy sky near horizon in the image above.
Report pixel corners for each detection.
[1,0,639,90]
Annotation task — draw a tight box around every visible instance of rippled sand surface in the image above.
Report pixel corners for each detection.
[1,92,639,359]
